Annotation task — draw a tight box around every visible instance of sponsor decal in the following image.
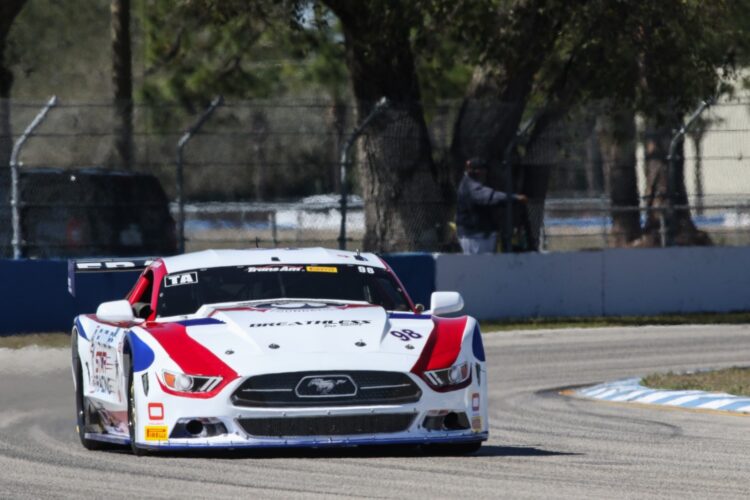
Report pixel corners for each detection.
[76,259,153,270]
[144,425,168,441]
[471,416,482,432]
[247,265,303,273]
[472,393,480,412]
[306,265,337,273]
[164,272,198,287]
[148,402,164,421]
[295,375,357,397]
[248,319,372,328]
[253,302,329,310]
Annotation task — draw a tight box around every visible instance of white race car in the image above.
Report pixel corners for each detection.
[70,248,488,454]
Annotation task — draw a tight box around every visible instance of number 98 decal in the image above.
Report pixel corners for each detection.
[390,329,422,341]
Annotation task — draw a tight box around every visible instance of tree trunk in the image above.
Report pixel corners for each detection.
[688,124,706,216]
[636,117,710,247]
[325,1,449,251]
[111,0,133,170]
[0,0,27,178]
[450,66,528,178]
[596,108,641,246]
[325,98,347,193]
[0,1,27,256]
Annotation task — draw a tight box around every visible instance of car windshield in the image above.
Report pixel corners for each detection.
[156,263,411,317]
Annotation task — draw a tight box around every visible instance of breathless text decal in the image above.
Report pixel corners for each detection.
[249,319,371,328]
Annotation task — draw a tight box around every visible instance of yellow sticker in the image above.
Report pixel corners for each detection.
[306,266,337,273]
[145,425,168,441]
[471,416,482,432]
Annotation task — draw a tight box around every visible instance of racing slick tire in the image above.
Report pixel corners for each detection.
[126,351,148,456]
[72,330,106,450]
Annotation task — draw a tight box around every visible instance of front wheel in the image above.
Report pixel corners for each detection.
[126,353,148,456]
[72,332,105,450]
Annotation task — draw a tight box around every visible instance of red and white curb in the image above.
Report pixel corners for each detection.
[576,378,750,413]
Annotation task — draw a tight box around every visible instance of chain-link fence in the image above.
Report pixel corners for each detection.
[1,98,749,257]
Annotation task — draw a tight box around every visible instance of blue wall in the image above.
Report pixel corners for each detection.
[0,254,437,335]
[0,260,140,334]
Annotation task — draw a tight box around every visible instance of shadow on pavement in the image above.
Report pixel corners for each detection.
[103,443,579,460]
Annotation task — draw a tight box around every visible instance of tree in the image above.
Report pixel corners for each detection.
[513,0,744,247]
[139,0,749,251]
[322,0,450,251]
[112,0,134,169]
[0,0,26,173]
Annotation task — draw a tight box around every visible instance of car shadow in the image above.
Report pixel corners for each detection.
[129,443,578,460]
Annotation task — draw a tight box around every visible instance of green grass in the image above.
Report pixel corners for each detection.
[0,333,70,349]
[480,312,750,332]
[642,367,750,397]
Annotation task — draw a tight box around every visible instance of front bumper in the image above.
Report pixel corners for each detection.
[127,370,489,450]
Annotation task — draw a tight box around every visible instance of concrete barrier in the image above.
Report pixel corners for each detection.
[0,253,435,335]
[436,247,750,319]
[2,247,748,333]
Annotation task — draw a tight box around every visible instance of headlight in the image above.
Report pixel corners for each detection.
[161,370,222,393]
[422,361,471,391]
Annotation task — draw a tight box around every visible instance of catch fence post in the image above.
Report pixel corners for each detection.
[337,97,389,250]
[10,96,58,259]
[175,96,223,254]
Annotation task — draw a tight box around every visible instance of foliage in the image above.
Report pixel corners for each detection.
[139,0,348,110]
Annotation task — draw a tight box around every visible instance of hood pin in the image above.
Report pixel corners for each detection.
[355,340,366,347]
[269,343,280,349]
[405,344,415,350]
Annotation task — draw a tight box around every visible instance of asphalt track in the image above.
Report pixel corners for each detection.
[2,325,750,499]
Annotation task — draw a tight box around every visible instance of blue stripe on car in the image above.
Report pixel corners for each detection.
[75,318,88,340]
[388,313,431,320]
[472,325,486,362]
[176,318,225,326]
[128,331,155,372]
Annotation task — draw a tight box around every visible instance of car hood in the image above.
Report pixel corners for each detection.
[144,301,439,374]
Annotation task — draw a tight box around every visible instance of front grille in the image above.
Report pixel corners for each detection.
[232,371,421,407]
[237,413,415,437]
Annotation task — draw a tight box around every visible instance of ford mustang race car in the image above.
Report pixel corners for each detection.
[70,248,488,454]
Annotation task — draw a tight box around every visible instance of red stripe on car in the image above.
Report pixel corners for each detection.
[411,316,468,373]
[146,322,238,398]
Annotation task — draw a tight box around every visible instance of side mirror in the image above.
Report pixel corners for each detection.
[429,291,464,316]
[96,299,136,323]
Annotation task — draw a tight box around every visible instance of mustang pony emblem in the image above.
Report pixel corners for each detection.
[307,377,347,394]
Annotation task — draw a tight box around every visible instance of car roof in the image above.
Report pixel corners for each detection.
[160,248,386,274]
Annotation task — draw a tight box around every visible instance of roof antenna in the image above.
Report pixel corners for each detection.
[255,237,260,248]
[355,248,366,261]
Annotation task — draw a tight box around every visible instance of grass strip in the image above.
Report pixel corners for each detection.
[480,311,750,332]
[0,333,70,349]
[642,367,750,398]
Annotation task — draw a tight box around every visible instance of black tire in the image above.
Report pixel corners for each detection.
[126,352,147,456]
[72,330,105,450]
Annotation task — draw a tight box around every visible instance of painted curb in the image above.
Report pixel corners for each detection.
[576,378,750,414]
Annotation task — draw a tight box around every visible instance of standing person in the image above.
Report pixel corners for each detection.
[455,157,526,254]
